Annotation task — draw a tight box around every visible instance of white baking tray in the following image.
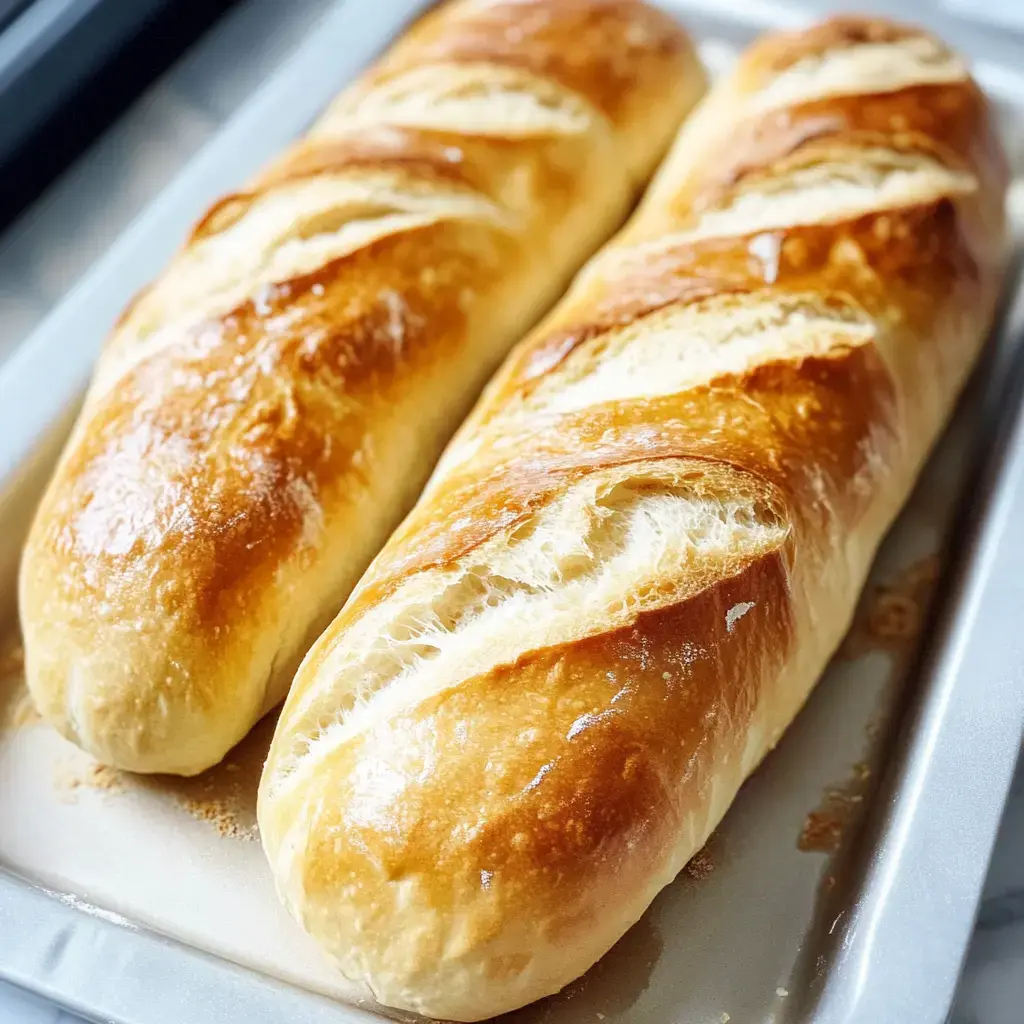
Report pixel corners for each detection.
[2,2,1024,1023]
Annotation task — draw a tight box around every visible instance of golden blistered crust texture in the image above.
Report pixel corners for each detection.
[258,15,1009,1021]
[18,0,703,774]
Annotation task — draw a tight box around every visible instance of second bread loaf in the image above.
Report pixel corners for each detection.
[18,0,704,774]
[259,16,1009,1021]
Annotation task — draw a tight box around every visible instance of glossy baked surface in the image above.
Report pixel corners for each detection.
[18,0,702,775]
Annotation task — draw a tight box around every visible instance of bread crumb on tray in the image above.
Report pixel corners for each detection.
[684,845,715,880]
[798,762,871,854]
[52,711,279,840]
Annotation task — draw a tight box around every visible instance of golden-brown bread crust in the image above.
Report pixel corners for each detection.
[18,0,703,775]
[258,16,1010,1021]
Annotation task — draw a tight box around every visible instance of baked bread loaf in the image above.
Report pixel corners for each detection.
[258,16,1009,1021]
[18,0,702,775]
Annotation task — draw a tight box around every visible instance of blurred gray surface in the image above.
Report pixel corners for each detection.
[0,0,332,365]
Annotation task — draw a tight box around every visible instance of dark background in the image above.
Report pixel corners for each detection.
[0,0,239,232]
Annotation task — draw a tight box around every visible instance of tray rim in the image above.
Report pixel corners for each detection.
[797,252,1024,1024]
[2,1,1024,1023]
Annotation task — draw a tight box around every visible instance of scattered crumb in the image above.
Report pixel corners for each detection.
[799,809,844,853]
[48,711,277,841]
[86,761,126,792]
[720,1014,731,1023]
[138,712,278,840]
[798,763,871,854]
[776,987,789,998]
[169,792,258,840]
[596,1014,605,1020]
[55,758,127,798]
[684,845,714,880]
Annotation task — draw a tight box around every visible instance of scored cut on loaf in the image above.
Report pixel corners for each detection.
[18,0,704,775]
[258,15,1010,1022]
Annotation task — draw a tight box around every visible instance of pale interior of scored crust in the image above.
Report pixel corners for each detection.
[268,459,787,800]
[635,28,970,225]
[90,60,611,405]
[676,148,976,242]
[749,35,969,114]
[511,293,878,416]
[323,62,605,138]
